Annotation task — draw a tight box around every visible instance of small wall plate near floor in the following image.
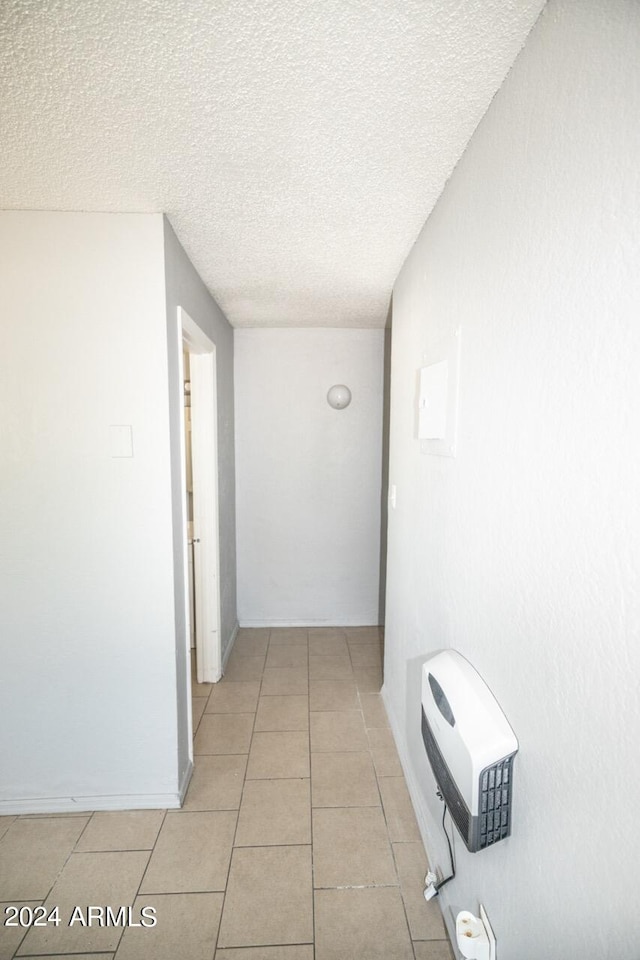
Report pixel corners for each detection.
[480,904,496,960]
[456,905,496,960]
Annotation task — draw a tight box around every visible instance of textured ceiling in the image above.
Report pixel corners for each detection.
[0,0,544,328]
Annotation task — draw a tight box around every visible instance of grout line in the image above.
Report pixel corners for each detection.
[313,881,400,890]
[69,844,162,853]
[130,887,230,895]
[213,627,269,956]
[311,800,381,807]
[244,776,311,782]
[4,897,45,959]
[304,628,316,960]
[18,953,115,958]
[15,814,90,820]
[35,810,94,907]
[215,941,315,951]
[130,807,168,930]
[391,840,422,952]
[232,843,312,852]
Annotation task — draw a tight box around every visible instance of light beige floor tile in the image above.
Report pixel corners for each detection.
[378,778,421,842]
[412,940,456,960]
[354,668,383,693]
[216,947,314,960]
[261,668,308,696]
[350,638,384,652]
[206,681,261,714]
[312,807,397,888]
[0,817,88,900]
[368,727,403,777]
[310,711,368,752]
[392,843,447,941]
[237,627,271,641]
[17,851,149,955]
[192,697,208,731]
[224,656,266,682]
[182,755,247,811]
[309,680,359,712]
[218,846,313,948]
[0,817,16,842]
[194,713,254,755]
[140,811,236,893]
[307,628,346,641]
[116,893,223,960]
[359,693,389,728]
[269,628,308,645]
[234,634,270,657]
[314,887,413,960]
[0,901,41,960]
[308,636,349,657]
[265,645,308,669]
[246,732,310,780]
[308,656,353,681]
[349,645,383,668]
[311,752,379,808]
[76,810,165,852]
[345,626,383,643]
[236,779,311,846]
[255,695,309,732]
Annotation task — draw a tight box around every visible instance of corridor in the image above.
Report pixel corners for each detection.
[0,627,453,959]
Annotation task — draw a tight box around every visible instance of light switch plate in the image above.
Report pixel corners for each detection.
[109,424,134,458]
[418,328,461,458]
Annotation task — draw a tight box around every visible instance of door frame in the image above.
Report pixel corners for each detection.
[178,306,222,684]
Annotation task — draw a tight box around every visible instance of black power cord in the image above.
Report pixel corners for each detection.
[435,799,456,892]
[424,789,456,898]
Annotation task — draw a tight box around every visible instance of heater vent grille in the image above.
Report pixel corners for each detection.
[421,708,470,841]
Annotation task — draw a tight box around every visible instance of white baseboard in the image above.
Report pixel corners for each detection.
[223,621,239,669]
[238,618,382,628]
[178,759,193,805]
[0,792,183,816]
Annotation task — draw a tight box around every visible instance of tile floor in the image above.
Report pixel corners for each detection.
[0,627,454,960]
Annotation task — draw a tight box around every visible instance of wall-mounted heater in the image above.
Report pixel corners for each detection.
[421,650,518,852]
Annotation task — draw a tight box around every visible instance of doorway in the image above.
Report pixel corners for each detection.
[179,307,222,685]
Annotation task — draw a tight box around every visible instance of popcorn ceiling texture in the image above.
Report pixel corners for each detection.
[0,0,544,327]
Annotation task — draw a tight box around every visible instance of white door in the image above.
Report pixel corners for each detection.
[180,309,222,684]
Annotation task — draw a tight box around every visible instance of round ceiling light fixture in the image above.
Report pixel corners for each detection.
[327,384,352,410]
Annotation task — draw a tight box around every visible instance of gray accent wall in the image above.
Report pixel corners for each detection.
[163,217,238,784]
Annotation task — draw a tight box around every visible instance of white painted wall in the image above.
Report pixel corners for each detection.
[236,328,384,625]
[384,2,640,957]
[0,212,181,810]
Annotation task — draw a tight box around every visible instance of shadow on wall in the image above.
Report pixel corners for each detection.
[378,299,393,625]
[404,653,458,905]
